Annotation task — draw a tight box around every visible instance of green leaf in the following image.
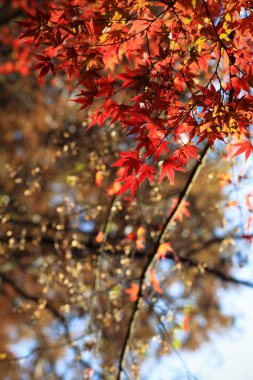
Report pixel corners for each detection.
[74,162,85,172]
[172,337,181,350]
[192,0,197,9]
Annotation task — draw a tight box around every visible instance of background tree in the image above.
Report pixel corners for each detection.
[0,1,253,379]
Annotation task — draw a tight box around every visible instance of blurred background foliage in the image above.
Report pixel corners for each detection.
[0,1,253,379]
[0,73,251,380]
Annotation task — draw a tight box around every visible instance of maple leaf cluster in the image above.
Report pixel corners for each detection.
[2,0,253,196]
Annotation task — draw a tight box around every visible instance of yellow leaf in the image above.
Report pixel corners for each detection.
[225,13,231,21]
[137,226,145,238]
[184,15,192,25]
[111,11,126,24]
[157,242,174,260]
[99,33,108,43]
[220,33,230,41]
[134,0,149,11]
[172,337,181,350]
[195,36,206,52]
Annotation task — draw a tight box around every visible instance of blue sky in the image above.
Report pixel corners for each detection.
[140,276,253,380]
[140,151,253,380]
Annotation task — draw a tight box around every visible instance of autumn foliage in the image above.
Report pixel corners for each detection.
[1,0,253,197]
[0,0,253,379]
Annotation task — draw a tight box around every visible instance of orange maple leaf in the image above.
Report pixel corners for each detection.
[107,181,121,196]
[149,270,163,294]
[183,315,190,332]
[136,226,146,250]
[125,283,139,302]
[169,198,190,222]
[95,231,104,243]
[156,242,174,260]
[95,171,103,187]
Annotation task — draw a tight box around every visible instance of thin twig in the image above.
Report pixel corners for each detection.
[91,195,118,354]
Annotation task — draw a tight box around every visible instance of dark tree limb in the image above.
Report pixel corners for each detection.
[117,144,211,380]
[0,273,92,369]
[165,253,253,288]
[0,272,66,323]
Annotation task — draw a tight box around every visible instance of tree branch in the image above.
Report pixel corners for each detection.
[165,253,253,288]
[0,273,92,369]
[117,144,211,379]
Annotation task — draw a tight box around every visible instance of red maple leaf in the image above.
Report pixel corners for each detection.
[125,283,140,302]
[169,198,190,222]
[159,157,185,184]
[117,175,139,198]
[177,144,200,165]
[232,141,253,161]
